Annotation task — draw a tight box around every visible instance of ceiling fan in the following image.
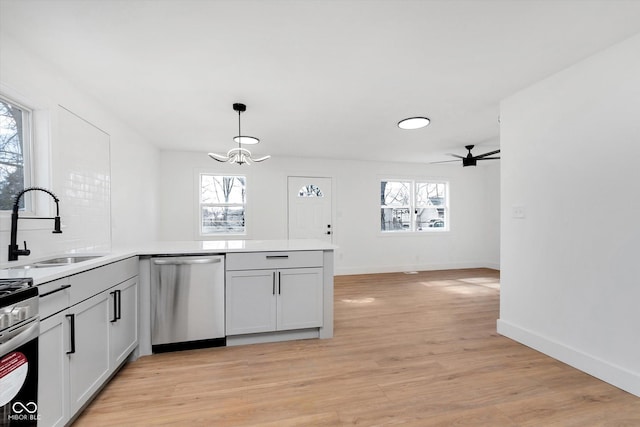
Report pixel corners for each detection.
[435,145,500,167]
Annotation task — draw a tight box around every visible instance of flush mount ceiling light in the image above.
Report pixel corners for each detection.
[208,103,271,165]
[397,116,430,130]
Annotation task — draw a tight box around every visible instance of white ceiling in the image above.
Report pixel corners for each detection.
[2,0,640,164]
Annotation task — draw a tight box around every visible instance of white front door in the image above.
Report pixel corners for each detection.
[287,176,332,242]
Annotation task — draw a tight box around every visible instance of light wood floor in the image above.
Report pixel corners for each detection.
[74,269,640,426]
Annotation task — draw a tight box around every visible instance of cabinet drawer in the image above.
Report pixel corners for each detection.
[38,277,71,319]
[226,251,323,271]
[70,256,138,305]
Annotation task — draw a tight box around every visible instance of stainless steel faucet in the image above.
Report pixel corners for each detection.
[8,187,62,261]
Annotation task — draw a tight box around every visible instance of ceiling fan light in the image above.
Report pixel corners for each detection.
[398,116,430,130]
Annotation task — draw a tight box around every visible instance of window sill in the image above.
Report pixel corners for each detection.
[378,229,450,237]
[197,234,248,241]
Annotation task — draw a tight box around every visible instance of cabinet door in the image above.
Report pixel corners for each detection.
[38,311,69,427]
[110,277,138,369]
[68,292,110,415]
[226,269,277,335]
[277,268,324,331]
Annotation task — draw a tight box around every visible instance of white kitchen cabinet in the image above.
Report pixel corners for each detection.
[37,257,139,427]
[226,266,323,335]
[68,291,111,415]
[38,310,70,427]
[109,277,138,368]
[226,269,276,335]
[277,268,324,331]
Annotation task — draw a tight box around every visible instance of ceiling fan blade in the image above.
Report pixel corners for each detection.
[430,159,462,164]
[474,149,501,159]
[446,154,466,159]
[476,156,500,160]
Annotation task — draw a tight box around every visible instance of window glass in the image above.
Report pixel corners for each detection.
[415,182,447,230]
[200,175,246,235]
[297,184,323,197]
[381,180,448,232]
[381,181,411,231]
[0,96,31,210]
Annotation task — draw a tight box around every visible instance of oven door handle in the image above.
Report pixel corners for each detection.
[0,319,39,355]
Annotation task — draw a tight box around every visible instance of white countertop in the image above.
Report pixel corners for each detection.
[0,239,336,285]
[135,239,336,255]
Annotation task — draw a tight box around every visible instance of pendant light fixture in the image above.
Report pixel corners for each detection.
[208,103,271,165]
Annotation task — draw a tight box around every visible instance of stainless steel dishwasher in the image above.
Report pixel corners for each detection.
[151,255,225,352]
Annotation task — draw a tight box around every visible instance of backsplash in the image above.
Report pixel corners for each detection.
[52,106,111,255]
[0,106,111,266]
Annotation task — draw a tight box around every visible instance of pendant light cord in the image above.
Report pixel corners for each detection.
[237,108,242,151]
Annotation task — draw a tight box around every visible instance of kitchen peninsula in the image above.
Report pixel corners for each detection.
[136,239,336,356]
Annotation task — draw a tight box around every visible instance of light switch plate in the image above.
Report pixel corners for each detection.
[512,205,526,219]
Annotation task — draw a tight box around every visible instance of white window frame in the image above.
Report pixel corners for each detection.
[380,179,449,233]
[0,93,33,213]
[198,173,247,238]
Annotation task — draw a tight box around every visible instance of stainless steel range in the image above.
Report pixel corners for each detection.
[0,278,39,427]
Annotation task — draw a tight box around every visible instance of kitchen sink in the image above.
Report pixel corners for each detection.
[8,255,103,269]
[35,255,102,266]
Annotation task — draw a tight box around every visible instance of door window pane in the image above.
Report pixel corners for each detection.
[297,185,324,197]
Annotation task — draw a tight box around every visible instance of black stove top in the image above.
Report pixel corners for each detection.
[0,278,36,305]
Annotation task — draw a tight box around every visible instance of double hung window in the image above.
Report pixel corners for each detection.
[0,95,31,211]
[200,174,246,235]
[380,180,448,232]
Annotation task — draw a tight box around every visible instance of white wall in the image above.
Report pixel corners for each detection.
[498,32,640,396]
[159,151,500,275]
[0,34,159,264]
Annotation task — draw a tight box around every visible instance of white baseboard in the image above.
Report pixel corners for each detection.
[497,319,640,397]
[335,262,499,276]
[484,262,500,270]
[226,329,319,346]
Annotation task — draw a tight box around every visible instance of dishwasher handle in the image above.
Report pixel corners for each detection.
[152,258,222,266]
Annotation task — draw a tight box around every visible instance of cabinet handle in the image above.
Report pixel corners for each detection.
[110,291,118,322]
[109,291,118,323]
[116,289,122,320]
[266,255,288,259]
[39,284,71,298]
[66,314,76,355]
[272,272,276,295]
[278,272,281,294]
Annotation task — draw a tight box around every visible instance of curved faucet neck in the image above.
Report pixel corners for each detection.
[12,186,61,215]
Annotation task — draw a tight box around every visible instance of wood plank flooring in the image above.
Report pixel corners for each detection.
[73,268,640,426]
